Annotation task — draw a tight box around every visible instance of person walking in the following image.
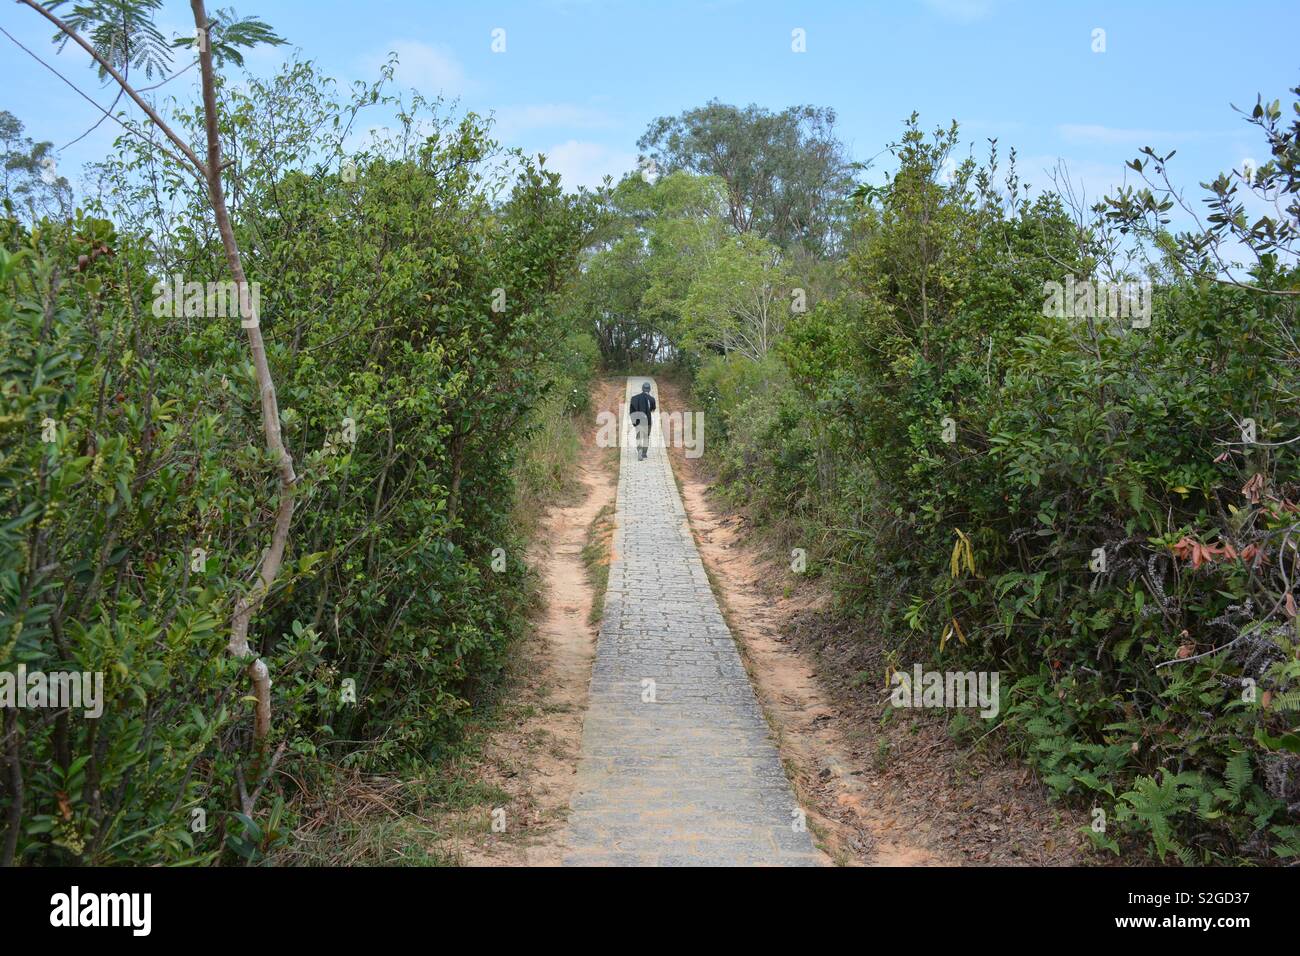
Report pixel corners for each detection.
[629,381,656,460]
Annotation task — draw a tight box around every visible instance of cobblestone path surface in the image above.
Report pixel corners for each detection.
[563,378,822,866]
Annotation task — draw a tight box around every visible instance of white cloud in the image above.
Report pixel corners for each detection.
[491,103,616,141]
[540,139,637,190]
[365,40,467,96]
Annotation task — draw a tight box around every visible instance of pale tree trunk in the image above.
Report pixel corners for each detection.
[189,0,295,750]
[19,0,297,751]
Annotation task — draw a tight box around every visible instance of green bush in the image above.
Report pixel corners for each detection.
[0,65,593,864]
[696,108,1300,863]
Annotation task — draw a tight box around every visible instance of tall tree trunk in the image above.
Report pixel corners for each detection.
[17,0,298,751]
[190,0,295,750]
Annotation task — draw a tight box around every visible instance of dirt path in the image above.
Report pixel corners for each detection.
[656,379,1090,866]
[452,379,621,865]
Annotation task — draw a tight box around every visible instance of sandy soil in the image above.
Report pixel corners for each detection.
[454,378,622,865]
[656,379,1091,867]
[450,374,1088,867]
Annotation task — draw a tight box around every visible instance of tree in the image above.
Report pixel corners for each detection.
[0,111,72,221]
[569,232,663,366]
[1101,83,1300,298]
[640,171,730,338]
[17,0,288,757]
[566,171,725,366]
[637,100,854,255]
[679,232,793,362]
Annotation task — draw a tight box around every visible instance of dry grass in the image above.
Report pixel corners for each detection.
[274,758,512,866]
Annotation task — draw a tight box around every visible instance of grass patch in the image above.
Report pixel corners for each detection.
[512,394,584,537]
[582,502,616,626]
[274,741,513,867]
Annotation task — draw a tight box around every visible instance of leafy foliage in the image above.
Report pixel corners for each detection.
[0,62,592,864]
[173,7,286,68]
[638,100,854,255]
[48,0,174,79]
[678,102,1300,863]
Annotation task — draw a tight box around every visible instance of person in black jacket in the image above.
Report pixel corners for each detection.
[629,381,656,460]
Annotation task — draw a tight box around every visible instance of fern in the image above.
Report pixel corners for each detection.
[1222,751,1252,804]
[1118,771,1205,863]
[1271,825,1300,859]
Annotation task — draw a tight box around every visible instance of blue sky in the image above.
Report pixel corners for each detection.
[2,0,1297,208]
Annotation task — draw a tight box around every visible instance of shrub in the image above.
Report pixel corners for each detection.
[696,105,1300,863]
[0,67,593,864]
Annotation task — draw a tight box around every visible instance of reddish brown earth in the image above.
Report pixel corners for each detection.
[656,379,1089,866]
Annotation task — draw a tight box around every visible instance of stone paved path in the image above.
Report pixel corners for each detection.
[562,378,821,866]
